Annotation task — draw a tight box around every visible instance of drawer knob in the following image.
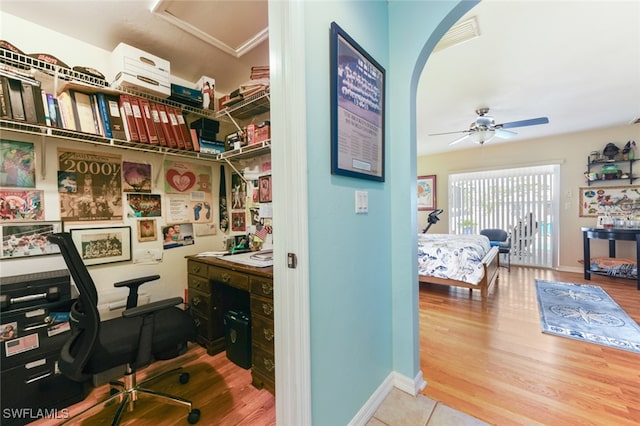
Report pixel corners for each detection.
[221,273,232,283]
[263,328,274,342]
[262,303,273,316]
[191,296,201,306]
[194,265,201,273]
[194,318,201,327]
[261,282,273,295]
[263,358,275,372]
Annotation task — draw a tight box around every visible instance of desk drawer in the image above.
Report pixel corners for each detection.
[188,261,208,278]
[252,345,275,383]
[210,266,249,291]
[188,274,210,294]
[250,277,273,299]
[251,294,274,320]
[188,288,214,318]
[252,314,274,351]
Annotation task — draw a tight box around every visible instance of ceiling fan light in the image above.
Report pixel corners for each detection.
[469,129,495,144]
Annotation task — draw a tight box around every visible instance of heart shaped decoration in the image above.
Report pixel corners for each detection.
[166,169,196,192]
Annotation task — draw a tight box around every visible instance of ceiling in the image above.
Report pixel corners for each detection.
[2,1,638,156]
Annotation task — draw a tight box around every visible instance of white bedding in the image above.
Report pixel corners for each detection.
[417,233,492,285]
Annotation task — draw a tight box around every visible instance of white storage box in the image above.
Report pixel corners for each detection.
[110,42,170,98]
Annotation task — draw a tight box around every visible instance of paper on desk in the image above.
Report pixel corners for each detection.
[196,251,229,257]
[223,251,273,267]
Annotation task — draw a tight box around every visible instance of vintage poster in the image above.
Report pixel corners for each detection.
[58,149,123,222]
[1,140,36,188]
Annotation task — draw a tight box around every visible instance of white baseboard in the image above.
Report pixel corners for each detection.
[348,370,427,425]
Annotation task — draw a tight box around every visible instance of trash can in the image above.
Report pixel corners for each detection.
[224,310,251,369]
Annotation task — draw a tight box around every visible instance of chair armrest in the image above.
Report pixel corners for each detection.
[122,297,184,318]
[114,275,160,309]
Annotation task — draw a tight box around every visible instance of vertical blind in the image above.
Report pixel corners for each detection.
[448,164,559,267]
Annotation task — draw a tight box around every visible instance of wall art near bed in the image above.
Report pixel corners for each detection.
[579,186,640,217]
[417,175,437,211]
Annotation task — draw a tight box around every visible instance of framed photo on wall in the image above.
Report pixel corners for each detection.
[330,21,385,182]
[417,175,437,211]
[0,221,62,259]
[69,226,132,266]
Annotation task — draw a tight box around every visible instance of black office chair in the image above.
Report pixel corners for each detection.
[48,232,200,425]
[479,228,511,271]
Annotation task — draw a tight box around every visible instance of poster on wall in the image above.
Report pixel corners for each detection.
[162,223,194,249]
[58,149,123,222]
[122,161,152,193]
[0,222,62,259]
[579,186,640,217]
[0,189,44,222]
[164,160,213,223]
[1,140,36,188]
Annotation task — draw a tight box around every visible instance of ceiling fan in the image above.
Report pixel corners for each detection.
[429,108,549,145]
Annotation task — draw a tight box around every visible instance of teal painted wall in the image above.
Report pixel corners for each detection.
[300,1,478,424]
[303,2,392,424]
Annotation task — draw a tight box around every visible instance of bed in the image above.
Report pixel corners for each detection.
[418,233,500,298]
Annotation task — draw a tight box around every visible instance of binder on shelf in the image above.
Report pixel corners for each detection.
[104,93,127,140]
[174,107,193,150]
[41,90,51,126]
[138,98,159,145]
[89,94,105,136]
[129,96,149,143]
[149,101,167,146]
[166,106,185,149]
[157,103,177,148]
[46,93,63,128]
[0,76,14,119]
[7,77,25,121]
[119,94,139,142]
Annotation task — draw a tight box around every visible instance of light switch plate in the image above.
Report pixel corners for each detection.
[355,190,368,214]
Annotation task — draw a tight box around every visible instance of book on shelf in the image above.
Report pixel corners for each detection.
[40,90,51,126]
[20,79,46,125]
[138,98,159,145]
[156,103,176,148]
[6,77,25,121]
[89,94,105,136]
[119,94,139,142]
[46,93,63,128]
[56,91,77,130]
[149,101,167,146]
[129,96,149,143]
[104,93,127,140]
[95,92,113,138]
[69,89,98,134]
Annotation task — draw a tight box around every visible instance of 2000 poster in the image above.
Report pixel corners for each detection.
[58,149,123,222]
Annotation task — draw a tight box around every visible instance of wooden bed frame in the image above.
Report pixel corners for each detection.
[418,246,500,298]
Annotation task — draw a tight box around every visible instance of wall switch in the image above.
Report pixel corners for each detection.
[355,190,368,214]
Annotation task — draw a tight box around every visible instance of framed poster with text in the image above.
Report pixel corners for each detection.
[330,22,385,181]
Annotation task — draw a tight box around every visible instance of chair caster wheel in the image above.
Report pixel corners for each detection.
[179,372,190,384]
[188,408,200,424]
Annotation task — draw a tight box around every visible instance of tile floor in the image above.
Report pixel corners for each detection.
[367,388,489,426]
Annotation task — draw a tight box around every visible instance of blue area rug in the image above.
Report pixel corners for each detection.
[535,280,640,354]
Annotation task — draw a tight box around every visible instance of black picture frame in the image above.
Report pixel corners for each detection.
[330,21,386,182]
[69,226,132,266]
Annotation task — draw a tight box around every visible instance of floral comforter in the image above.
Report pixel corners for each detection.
[418,233,492,285]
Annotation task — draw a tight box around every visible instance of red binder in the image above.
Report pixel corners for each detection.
[166,106,185,149]
[119,94,139,142]
[149,101,167,146]
[156,103,176,148]
[173,107,193,150]
[129,96,149,143]
[138,98,159,145]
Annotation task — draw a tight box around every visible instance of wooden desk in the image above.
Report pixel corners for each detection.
[581,227,640,290]
[186,255,274,393]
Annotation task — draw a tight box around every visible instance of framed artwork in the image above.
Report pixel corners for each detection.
[0,221,62,259]
[259,175,272,203]
[330,21,385,182]
[579,186,640,217]
[0,189,45,222]
[232,211,247,232]
[1,140,36,188]
[417,175,437,211]
[137,219,157,242]
[69,226,132,266]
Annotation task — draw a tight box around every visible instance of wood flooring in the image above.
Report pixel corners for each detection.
[419,267,640,426]
[27,346,275,426]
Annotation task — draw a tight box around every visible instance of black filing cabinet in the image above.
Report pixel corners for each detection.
[1,270,88,426]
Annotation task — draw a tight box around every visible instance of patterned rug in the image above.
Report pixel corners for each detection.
[535,280,640,354]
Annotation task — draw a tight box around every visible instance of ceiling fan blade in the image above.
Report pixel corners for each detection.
[448,134,469,145]
[497,117,549,129]
[495,128,517,139]
[429,130,468,136]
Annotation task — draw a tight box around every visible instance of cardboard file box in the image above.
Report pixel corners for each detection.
[110,42,170,98]
[224,310,251,369]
